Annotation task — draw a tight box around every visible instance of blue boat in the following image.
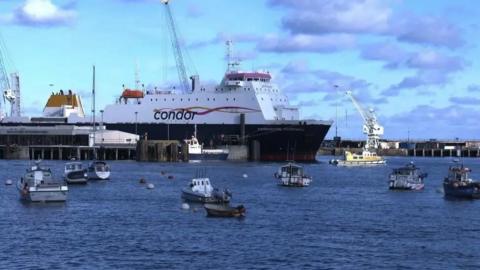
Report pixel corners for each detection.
[443,165,480,199]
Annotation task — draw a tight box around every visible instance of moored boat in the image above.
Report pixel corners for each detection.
[204,203,246,218]
[88,161,111,180]
[443,165,480,199]
[64,162,88,184]
[389,162,427,190]
[181,176,231,203]
[17,161,68,202]
[274,162,312,187]
[184,126,229,161]
[330,150,386,166]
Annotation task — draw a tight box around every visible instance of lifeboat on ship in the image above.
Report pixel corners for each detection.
[121,89,144,99]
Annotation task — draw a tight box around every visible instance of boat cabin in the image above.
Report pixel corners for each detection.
[190,178,213,194]
[447,166,471,182]
[392,163,419,177]
[65,162,83,171]
[279,163,304,177]
[184,136,202,154]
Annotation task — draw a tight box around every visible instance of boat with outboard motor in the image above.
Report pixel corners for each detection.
[274,162,312,187]
[64,161,88,184]
[17,161,68,202]
[87,161,111,180]
[443,165,480,199]
[181,172,231,203]
[388,162,427,190]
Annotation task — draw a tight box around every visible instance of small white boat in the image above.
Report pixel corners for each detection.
[274,162,312,187]
[181,177,231,203]
[17,161,68,202]
[64,162,88,184]
[389,162,427,190]
[87,161,111,180]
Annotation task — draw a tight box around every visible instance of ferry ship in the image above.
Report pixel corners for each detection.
[1,62,332,161]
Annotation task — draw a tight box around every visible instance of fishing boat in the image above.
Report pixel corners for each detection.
[87,161,111,180]
[17,161,68,202]
[64,162,88,184]
[330,150,386,166]
[204,203,246,218]
[274,162,312,187]
[181,173,231,203]
[443,165,480,199]
[388,162,427,190]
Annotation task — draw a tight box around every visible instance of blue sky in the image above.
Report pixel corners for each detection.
[0,0,479,140]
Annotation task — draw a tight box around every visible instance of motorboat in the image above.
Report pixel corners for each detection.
[330,150,386,166]
[388,162,427,190]
[17,161,68,202]
[443,165,480,199]
[64,162,88,184]
[204,203,246,218]
[274,162,312,187]
[181,176,231,203]
[88,161,111,180]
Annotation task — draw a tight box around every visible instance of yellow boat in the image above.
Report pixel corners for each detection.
[330,150,386,166]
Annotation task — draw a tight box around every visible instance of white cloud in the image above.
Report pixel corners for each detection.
[13,0,76,26]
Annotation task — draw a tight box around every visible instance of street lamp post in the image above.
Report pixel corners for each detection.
[135,111,138,140]
[100,110,104,146]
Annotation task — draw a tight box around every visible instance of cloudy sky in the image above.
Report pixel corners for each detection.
[0,0,479,140]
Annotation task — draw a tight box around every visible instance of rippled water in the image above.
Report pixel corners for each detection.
[0,157,479,269]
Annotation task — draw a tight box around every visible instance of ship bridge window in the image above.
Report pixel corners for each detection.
[247,78,253,81]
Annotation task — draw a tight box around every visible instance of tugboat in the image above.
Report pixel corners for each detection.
[17,161,68,202]
[64,161,88,184]
[443,165,480,199]
[181,172,231,203]
[388,162,427,190]
[274,162,312,187]
[330,150,386,166]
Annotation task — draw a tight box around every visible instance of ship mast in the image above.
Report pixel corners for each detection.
[92,65,97,159]
[226,40,239,72]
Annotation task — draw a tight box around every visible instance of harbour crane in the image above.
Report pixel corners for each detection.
[161,0,190,93]
[0,33,20,118]
[345,91,384,150]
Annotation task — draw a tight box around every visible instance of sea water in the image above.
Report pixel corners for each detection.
[0,157,479,269]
